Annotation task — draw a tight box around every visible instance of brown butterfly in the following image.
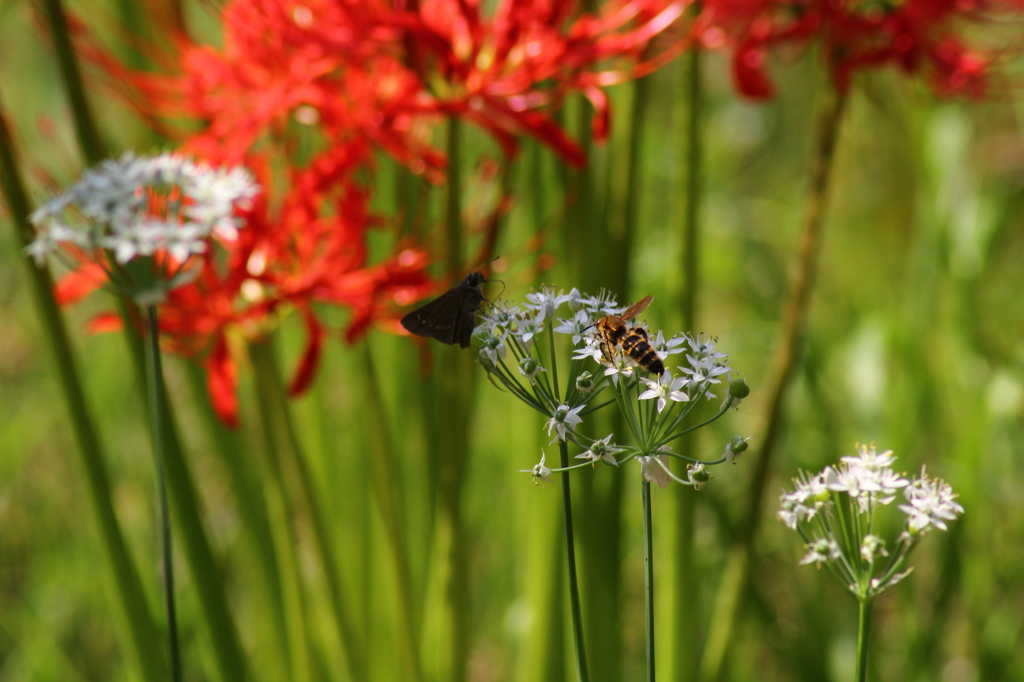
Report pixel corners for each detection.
[400,272,486,348]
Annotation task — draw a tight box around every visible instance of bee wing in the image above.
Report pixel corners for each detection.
[621,295,653,321]
[401,289,465,345]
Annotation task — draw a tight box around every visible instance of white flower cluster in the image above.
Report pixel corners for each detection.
[778,444,964,599]
[28,152,259,266]
[474,285,745,488]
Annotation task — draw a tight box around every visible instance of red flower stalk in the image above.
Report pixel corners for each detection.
[695,0,1024,99]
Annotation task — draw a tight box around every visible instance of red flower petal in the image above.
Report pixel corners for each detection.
[54,262,106,305]
[732,42,774,100]
[288,308,325,397]
[206,335,240,429]
[85,313,123,335]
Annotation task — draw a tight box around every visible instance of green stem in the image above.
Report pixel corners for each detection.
[669,48,702,680]
[248,339,367,682]
[558,440,590,682]
[41,0,105,163]
[430,113,471,682]
[359,345,425,682]
[642,480,656,682]
[699,86,849,682]
[183,363,291,680]
[0,96,165,682]
[855,598,874,682]
[144,306,182,682]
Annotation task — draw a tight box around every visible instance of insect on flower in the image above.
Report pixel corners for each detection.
[400,272,486,348]
[596,295,665,376]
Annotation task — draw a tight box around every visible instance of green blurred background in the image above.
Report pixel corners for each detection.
[2,1,1023,681]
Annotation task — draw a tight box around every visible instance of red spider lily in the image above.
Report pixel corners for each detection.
[384,0,688,165]
[154,151,435,424]
[695,0,1024,99]
[78,0,687,173]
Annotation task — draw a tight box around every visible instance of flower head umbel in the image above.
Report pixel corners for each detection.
[779,444,963,600]
[475,284,748,488]
[28,152,259,304]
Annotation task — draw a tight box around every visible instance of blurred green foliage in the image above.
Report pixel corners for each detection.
[2,1,1024,681]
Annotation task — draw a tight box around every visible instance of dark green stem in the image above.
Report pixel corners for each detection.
[0,95,165,682]
[359,345,425,682]
[435,114,471,682]
[41,0,105,163]
[144,306,182,682]
[248,339,367,682]
[700,86,849,682]
[183,363,292,679]
[856,599,874,682]
[643,480,656,682]
[559,440,590,682]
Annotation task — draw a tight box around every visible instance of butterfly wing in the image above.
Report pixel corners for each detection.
[454,287,485,348]
[401,289,465,345]
[401,272,486,347]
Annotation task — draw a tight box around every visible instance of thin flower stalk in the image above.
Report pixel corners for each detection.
[143,305,182,682]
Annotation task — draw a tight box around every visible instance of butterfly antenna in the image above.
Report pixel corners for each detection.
[486,278,506,303]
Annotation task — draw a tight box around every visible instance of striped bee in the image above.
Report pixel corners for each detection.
[595,295,665,376]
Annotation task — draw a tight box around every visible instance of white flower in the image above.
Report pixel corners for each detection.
[870,568,913,592]
[513,315,544,349]
[602,358,636,386]
[479,301,522,336]
[778,470,832,529]
[554,310,592,345]
[687,462,711,490]
[519,451,553,485]
[545,403,585,443]
[800,537,841,565]
[572,340,605,364]
[650,330,688,358]
[638,454,671,489]
[576,290,620,317]
[841,444,897,470]
[575,371,596,394]
[899,466,964,534]
[479,334,506,366]
[722,436,751,464]
[27,152,259,292]
[576,435,622,467]
[638,374,689,413]
[524,285,572,319]
[860,534,889,563]
[518,356,546,381]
